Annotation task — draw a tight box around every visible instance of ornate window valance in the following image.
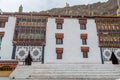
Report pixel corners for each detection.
[80,34,88,39]
[0,32,5,38]
[55,33,64,38]
[79,19,87,25]
[81,47,89,52]
[56,18,64,24]
[0,17,8,22]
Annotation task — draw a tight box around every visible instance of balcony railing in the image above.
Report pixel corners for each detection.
[98,30,120,33]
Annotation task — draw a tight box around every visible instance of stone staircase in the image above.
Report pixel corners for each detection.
[9,64,120,80]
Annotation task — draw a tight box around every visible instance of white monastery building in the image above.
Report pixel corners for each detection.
[0,13,120,65]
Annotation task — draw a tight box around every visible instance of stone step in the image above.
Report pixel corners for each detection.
[31,68,120,71]
[32,64,120,67]
[10,64,120,79]
[30,74,120,79]
[32,70,120,74]
[32,65,120,68]
[10,66,33,78]
[32,67,120,69]
[31,65,120,69]
[32,68,120,70]
[17,64,120,69]
[9,78,118,80]
[33,68,120,71]
[32,71,120,75]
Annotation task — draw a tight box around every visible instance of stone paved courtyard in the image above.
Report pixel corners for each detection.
[0,77,120,80]
[0,77,9,80]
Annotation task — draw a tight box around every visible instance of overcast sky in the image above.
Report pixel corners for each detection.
[0,0,108,12]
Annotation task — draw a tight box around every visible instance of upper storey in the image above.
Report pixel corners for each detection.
[13,15,48,46]
[95,18,120,48]
[2,12,120,47]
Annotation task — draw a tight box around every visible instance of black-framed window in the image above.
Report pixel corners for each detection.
[22,18,26,22]
[56,38,63,44]
[81,47,89,58]
[57,53,62,59]
[56,48,63,59]
[80,24,86,30]
[83,52,88,58]
[55,33,64,44]
[0,22,5,28]
[82,39,87,45]
[57,23,62,29]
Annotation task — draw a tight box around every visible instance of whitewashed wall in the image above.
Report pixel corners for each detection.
[45,18,101,64]
[0,16,16,60]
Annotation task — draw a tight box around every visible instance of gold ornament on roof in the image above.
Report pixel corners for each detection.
[66,0,69,8]
[117,0,120,16]
[19,5,23,13]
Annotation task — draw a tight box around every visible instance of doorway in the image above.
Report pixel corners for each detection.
[25,51,32,65]
[110,52,119,64]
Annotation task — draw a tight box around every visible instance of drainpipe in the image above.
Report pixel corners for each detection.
[42,45,45,64]
[100,47,104,64]
[11,45,16,59]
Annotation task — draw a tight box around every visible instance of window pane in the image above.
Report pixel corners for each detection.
[83,52,88,58]
[37,19,41,22]
[27,18,31,22]
[80,24,86,30]
[57,54,62,59]
[82,39,87,45]
[32,18,36,22]
[22,18,26,22]
[56,38,63,44]
[0,22,5,28]
[57,24,62,29]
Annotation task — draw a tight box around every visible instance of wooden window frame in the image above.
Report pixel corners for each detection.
[0,17,8,28]
[55,33,64,45]
[57,23,62,29]
[80,34,88,45]
[56,38,63,44]
[56,48,63,59]
[57,53,62,59]
[83,52,88,58]
[82,39,87,45]
[79,19,87,30]
[0,22,5,28]
[80,24,86,30]
[56,18,64,30]
[81,47,89,58]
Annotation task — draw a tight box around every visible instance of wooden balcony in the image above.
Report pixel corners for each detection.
[13,39,46,46]
[17,22,46,27]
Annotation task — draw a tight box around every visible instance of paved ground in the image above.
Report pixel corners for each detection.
[0,77,120,80]
[0,77,9,80]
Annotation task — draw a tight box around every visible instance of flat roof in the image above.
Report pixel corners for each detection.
[1,12,120,19]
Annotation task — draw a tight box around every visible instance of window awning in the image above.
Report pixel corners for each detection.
[56,48,63,54]
[81,47,89,52]
[0,17,8,22]
[55,33,64,38]
[80,34,88,39]
[79,19,87,25]
[56,18,64,24]
[0,32,4,38]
